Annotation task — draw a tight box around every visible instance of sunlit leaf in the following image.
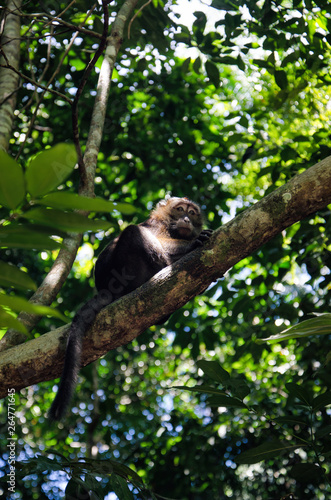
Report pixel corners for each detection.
[0,225,62,250]
[0,306,27,333]
[0,262,37,290]
[257,314,331,343]
[21,208,112,232]
[0,150,25,209]
[36,192,136,214]
[26,143,77,197]
[0,293,68,322]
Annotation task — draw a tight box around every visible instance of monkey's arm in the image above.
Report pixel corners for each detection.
[162,229,214,263]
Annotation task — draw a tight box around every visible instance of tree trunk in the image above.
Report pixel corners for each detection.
[0,0,22,152]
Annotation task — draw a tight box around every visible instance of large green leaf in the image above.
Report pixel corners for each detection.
[257,314,331,343]
[21,208,112,232]
[0,225,62,250]
[0,150,26,209]
[0,293,68,322]
[36,192,136,214]
[0,262,37,290]
[196,360,230,384]
[0,306,27,333]
[26,143,77,197]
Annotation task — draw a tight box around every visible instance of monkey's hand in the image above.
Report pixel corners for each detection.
[194,229,213,246]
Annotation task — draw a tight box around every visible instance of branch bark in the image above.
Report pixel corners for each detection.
[1,155,331,398]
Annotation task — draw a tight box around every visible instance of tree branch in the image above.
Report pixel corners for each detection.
[1,156,331,397]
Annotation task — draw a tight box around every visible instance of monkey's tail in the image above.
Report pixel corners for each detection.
[48,318,84,421]
[48,292,110,421]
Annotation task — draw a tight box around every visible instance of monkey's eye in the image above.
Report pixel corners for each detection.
[176,206,184,212]
[188,209,196,215]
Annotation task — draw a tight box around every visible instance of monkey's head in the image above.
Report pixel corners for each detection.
[152,197,203,240]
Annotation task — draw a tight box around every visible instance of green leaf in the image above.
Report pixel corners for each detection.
[237,54,245,71]
[0,150,26,209]
[0,262,37,291]
[290,463,324,483]
[193,11,207,35]
[211,0,238,11]
[65,478,91,500]
[228,378,250,399]
[0,293,68,322]
[182,57,191,74]
[286,383,313,407]
[109,475,133,500]
[312,392,331,412]
[208,395,247,408]
[21,208,112,232]
[196,360,230,384]
[273,416,308,427]
[0,306,27,333]
[70,58,86,71]
[205,61,220,87]
[236,439,301,464]
[256,314,331,343]
[274,70,288,89]
[109,460,144,486]
[0,225,62,250]
[36,192,136,214]
[26,143,77,197]
[193,57,202,73]
[173,384,228,396]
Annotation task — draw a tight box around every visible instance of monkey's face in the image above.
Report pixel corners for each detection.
[169,201,202,240]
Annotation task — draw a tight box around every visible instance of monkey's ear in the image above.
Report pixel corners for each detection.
[157,199,168,207]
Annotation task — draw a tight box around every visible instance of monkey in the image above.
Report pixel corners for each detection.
[48,197,212,421]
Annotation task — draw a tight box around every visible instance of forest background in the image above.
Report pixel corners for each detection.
[0,0,331,499]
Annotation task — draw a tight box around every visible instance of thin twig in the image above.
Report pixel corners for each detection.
[15,26,54,158]
[43,0,79,29]
[0,52,71,103]
[127,0,152,39]
[21,12,103,40]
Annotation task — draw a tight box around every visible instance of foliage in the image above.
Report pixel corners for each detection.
[1,0,331,499]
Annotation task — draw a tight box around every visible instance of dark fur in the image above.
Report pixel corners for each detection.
[49,197,212,421]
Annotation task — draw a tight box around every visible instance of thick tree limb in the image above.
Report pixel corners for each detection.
[1,156,331,398]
